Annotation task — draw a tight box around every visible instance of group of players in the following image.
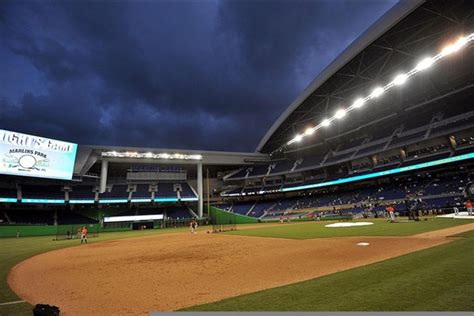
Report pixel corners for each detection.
[79,220,199,245]
[385,199,473,222]
[453,200,473,216]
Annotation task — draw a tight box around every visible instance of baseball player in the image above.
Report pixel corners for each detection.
[386,205,395,222]
[453,206,459,216]
[190,219,198,234]
[80,226,88,244]
[466,200,473,216]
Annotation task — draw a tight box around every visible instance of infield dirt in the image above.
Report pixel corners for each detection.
[8,222,474,315]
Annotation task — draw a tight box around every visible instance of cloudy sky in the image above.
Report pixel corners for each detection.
[0,0,396,152]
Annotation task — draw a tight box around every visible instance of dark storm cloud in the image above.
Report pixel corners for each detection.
[0,0,395,152]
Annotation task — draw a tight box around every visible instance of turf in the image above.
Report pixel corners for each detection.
[225,218,472,239]
[0,226,196,316]
[184,230,474,311]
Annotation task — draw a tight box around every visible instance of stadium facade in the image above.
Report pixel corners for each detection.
[1,0,473,230]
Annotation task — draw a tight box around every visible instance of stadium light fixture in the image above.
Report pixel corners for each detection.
[441,44,457,56]
[279,32,474,151]
[101,151,203,160]
[305,127,315,135]
[371,87,384,98]
[352,98,365,109]
[294,134,303,142]
[442,36,468,56]
[393,74,408,85]
[334,109,346,119]
[415,57,434,71]
[321,118,331,127]
[455,36,469,48]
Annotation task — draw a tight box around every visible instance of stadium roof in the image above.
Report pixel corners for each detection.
[257,0,474,154]
[74,144,269,176]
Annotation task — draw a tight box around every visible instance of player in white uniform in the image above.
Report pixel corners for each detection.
[453,206,459,216]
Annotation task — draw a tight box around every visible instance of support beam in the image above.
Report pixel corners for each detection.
[197,162,203,218]
[206,168,210,217]
[99,160,108,194]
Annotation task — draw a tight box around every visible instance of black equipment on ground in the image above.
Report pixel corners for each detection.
[33,304,60,316]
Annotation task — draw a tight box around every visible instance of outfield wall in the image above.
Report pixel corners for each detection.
[0,208,259,237]
[209,206,259,224]
[0,224,131,238]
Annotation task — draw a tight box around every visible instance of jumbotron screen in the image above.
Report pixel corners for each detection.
[0,129,78,180]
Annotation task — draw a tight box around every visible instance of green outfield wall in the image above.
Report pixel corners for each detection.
[209,206,259,224]
[0,223,132,238]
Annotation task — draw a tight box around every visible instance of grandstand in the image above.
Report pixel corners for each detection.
[219,166,471,221]
[218,0,474,222]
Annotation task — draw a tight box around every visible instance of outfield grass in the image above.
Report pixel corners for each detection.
[184,230,474,311]
[225,218,472,239]
[0,226,197,316]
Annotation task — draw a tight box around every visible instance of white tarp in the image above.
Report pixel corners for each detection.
[325,222,374,228]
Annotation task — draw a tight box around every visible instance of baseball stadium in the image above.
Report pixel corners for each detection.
[1,0,474,315]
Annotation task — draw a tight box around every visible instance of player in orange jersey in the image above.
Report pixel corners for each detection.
[465,200,473,216]
[386,205,395,222]
[80,226,88,244]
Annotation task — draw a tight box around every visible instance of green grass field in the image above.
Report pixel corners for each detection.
[184,230,474,311]
[225,218,472,239]
[0,218,472,315]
